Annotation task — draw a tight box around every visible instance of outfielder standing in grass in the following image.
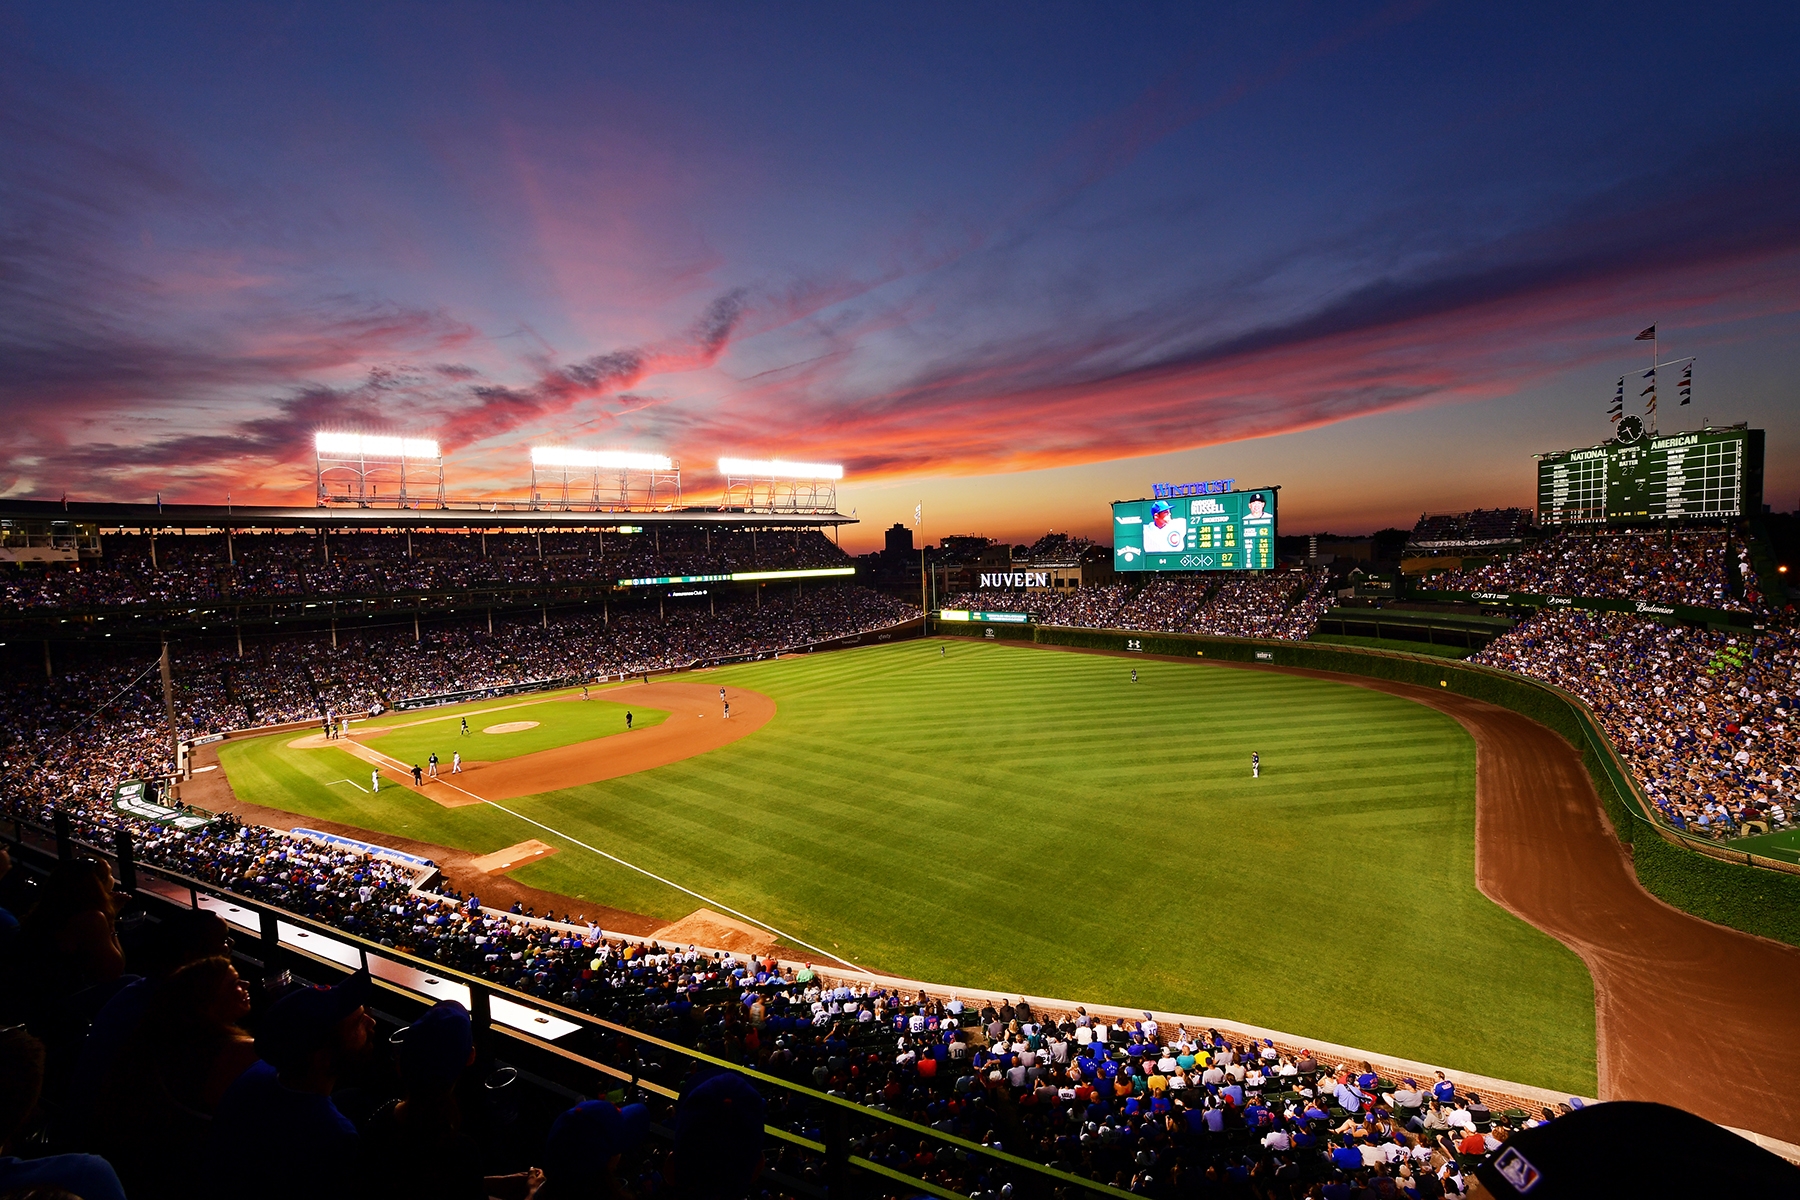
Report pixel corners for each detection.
[460,717,469,736]
[371,768,380,792]
[1252,751,1260,778]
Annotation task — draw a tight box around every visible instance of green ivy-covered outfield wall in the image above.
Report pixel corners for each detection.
[935,618,1800,947]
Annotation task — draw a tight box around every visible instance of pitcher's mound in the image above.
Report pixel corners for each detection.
[483,720,540,734]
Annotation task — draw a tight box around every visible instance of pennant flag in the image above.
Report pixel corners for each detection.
[1635,325,1657,340]
[1642,367,1656,378]
[1640,384,1656,396]
[1680,362,1693,405]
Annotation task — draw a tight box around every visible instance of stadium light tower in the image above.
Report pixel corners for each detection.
[314,432,444,508]
[529,447,681,511]
[718,458,844,513]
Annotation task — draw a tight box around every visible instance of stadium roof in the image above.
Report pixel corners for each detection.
[0,498,855,532]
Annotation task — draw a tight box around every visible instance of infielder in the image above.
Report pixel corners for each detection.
[625,711,633,730]
[723,700,730,719]
[451,750,462,774]
[371,768,380,792]
[428,751,439,778]
[460,717,470,736]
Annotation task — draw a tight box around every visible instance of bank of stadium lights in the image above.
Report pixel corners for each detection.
[314,431,444,508]
[716,457,844,480]
[718,457,843,513]
[314,432,441,460]
[530,446,674,471]
[529,445,682,510]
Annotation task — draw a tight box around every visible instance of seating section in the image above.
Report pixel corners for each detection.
[943,569,1332,640]
[0,527,851,612]
[1475,610,1797,838]
[1419,529,1752,611]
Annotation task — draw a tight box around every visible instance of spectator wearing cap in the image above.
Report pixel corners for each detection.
[0,1026,127,1200]
[536,1096,650,1200]
[208,970,376,1200]
[674,1070,766,1200]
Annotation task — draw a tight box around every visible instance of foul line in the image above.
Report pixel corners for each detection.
[349,743,863,971]
[326,778,370,793]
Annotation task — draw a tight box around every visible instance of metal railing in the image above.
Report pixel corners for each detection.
[6,818,1127,1200]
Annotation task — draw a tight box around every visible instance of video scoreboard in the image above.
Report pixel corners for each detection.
[1112,487,1277,572]
[1536,421,1763,526]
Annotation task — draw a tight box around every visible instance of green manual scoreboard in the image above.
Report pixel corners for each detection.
[1112,488,1277,571]
[1535,420,1763,525]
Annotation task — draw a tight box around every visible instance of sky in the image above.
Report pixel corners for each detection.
[2,2,1797,552]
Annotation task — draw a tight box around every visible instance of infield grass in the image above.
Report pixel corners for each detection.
[359,697,666,766]
[218,638,1596,1092]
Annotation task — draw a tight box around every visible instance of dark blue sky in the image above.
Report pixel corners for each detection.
[3,2,1796,544]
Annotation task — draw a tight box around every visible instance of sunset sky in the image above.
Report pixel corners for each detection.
[3,2,1797,551]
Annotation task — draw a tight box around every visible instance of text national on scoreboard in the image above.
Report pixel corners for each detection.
[1112,487,1277,572]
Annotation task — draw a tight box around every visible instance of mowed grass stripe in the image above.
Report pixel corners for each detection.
[222,638,1595,1092]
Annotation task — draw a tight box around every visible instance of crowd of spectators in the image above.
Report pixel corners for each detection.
[1419,529,1752,611]
[1474,610,1797,840]
[0,527,852,612]
[3,585,916,737]
[0,795,1586,1200]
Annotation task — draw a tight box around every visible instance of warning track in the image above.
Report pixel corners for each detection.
[1268,663,1800,1143]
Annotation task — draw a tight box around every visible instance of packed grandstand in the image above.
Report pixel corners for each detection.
[2,509,1797,1198]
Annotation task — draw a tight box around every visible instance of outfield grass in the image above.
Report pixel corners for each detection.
[362,697,666,767]
[1308,633,1476,659]
[219,639,1596,1091]
[1728,826,1800,865]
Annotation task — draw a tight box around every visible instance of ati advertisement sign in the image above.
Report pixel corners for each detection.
[1113,487,1277,572]
[978,571,1049,589]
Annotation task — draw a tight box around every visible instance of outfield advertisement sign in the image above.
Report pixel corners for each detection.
[617,566,856,588]
[112,780,214,830]
[938,609,1032,624]
[1427,588,1750,626]
[1112,487,1276,572]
